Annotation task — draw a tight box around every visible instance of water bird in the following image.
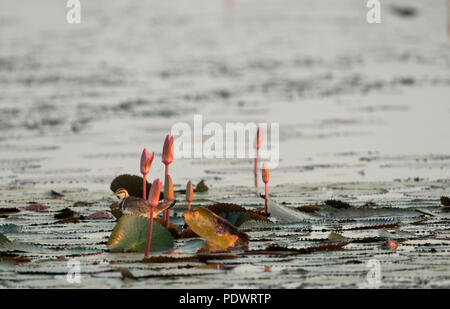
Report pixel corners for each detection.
[112,188,175,219]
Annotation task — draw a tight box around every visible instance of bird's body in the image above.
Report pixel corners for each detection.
[111,188,175,219]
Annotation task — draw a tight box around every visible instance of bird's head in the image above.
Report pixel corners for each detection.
[114,188,129,200]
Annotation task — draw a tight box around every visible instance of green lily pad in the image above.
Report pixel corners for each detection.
[0,224,22,234]
[327,232,348,242]
[216,212,251,227]
[378,229,414,239]
[107,214,174,253]
[0,233,12,247]
[239,220,275,229]
[0,232,50,253]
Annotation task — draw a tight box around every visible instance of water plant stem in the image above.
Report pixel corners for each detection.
[254,151,259,188]
[145,206,154,257]
[264,182,268,215]
[163,164,169,226]
[142,174,147,199]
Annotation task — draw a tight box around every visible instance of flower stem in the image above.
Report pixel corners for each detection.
[145,206,154,257]
[264,183,268,215]
[142,174,147,199]
[254,150,259,188]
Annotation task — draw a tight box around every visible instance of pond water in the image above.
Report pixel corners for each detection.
[0,0,449,288]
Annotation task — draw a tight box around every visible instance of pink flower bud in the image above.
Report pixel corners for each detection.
[148,179,162,208]
[262,163,269,184]
[186,180,193,203]
[162,135,174,165]
[164,174,174,201]
[140,149,154,175]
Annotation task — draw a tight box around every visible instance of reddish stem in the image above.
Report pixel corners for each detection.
[254,150,259,188]
[164,199,171,227]
[142,174,147,199]
[188,201,191,211]
[264,183,268,215]
[163,164,169,225]
[145,206,154,257]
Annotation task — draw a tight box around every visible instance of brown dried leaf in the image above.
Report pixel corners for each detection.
[183,208,249,251]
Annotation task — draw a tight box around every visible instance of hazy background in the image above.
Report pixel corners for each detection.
[0,0,449,190]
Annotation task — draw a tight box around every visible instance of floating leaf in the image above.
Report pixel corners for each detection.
[327,232,348,242]
[216,211,251,227]
[263,199,317,223]
[345,222,399,231]
[324,200,352,209]
[50,190,64,198]
[195,180,209,192]
[120,268,138,282]
[107,214,174,253]
[0,254,31,265]
[85,211,112,220]
[0,224,22,234]
[54,208,79,220]
[0,233,12,247]
[441,196,450,207]
[239,220,275,229]
[378,229,414,239]
[415,208,435,216]
[183,208,249,251]
[73,201,95,207]
[0,208,20,215]
[206,203,269,224]
[0,233,51,253]
[297,205,321,213]
[259,242,349,255]
[24,203,48,211]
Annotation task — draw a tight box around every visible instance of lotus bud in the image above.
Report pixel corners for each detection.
[262,163,269,184]
[162,135,174,165]
[148,179,162,208]
[186,180,193,202]
[140,149,154,175]
[164,174,174,201]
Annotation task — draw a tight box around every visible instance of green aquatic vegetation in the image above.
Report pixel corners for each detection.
[107,214,174,253]
[0,224,22,233]
[0,232,52,253]
[378,229,415,239]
